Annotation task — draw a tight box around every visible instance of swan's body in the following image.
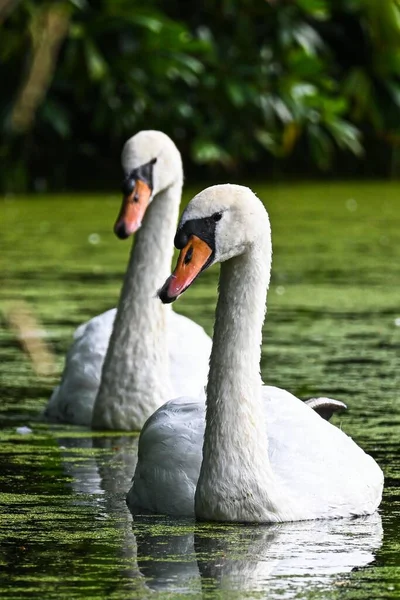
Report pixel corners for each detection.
[127,184,383,522]
[46,308,210,427]
[129,390,381,520]
[44,131,211,429]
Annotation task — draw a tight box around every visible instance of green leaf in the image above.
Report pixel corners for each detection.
[292,24,322,56]
[307,124,333,170]
[84,40,108,81]
[41,101,71,138]
[326,119,363,156]
[255,130,277,152]
[191,139,232,165]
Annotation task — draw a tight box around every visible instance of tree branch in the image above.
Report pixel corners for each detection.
[10,4,71,134]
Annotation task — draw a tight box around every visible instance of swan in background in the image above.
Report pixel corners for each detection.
[128,184,383,522]
[44,131,212,430]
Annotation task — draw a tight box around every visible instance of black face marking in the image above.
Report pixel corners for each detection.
[121,177,135,196]
[121,158,157,196]
[174,213,222,271]
[174,214,220,250]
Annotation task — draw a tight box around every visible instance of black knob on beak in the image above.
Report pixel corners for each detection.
[174,228,189,249]
[121,177,135,196]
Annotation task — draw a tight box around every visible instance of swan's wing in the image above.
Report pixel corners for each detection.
[128,386,382,520]
[127,397,205,517]
[43,308,116,425]
[167,311,212,398]
[44,307,210,426]
[263,386,383,519]
[305,397,347,421]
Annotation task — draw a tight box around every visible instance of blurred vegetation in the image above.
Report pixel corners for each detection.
[1,0,400,191]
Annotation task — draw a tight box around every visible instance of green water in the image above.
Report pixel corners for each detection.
[0,182,399,599]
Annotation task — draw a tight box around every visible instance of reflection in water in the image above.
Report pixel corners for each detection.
[194,516,382,597]
[54,430,138,497]
[133,514,382,598]
[57,433,383,598]
[52,432,146,589]
[135,517,201,594]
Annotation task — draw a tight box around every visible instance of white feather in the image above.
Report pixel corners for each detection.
[127,184,383,522]
[44,131,211,429]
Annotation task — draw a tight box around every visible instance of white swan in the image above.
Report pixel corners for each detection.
[44,131,212,429]
[127,184,383,522]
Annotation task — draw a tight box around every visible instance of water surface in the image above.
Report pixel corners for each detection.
[1,182,399,598]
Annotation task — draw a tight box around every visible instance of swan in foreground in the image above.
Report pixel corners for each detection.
[128,184,383,522]
[44,131,211,429]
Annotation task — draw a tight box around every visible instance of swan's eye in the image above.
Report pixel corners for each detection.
[184,246,193,265]
[212,212,222,222]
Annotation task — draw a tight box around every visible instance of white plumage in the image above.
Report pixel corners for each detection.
[44,131,211,429]
[128,388,382,520]
[46,308,210,426]
[127,183,383,522]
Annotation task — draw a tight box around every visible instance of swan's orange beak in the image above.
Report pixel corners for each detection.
[114,180,152,239]
[158,235,213,304]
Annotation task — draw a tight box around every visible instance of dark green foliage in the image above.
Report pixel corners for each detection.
[1,0,400,191]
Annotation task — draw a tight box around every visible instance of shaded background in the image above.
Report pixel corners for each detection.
[1,0,400,193]
[1,3,400,597]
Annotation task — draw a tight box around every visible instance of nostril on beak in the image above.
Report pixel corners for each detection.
[114,221,130,240]
[184,246,193,265]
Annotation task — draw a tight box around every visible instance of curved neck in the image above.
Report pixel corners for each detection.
[196,236,290,521]
[93,180,182,430]
[205,242,270,459]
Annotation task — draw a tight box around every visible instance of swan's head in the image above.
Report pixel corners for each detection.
[114,130,182,239]
[158,184,270,303]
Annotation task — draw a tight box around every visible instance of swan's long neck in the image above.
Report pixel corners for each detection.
[92,181,182,430]
[195,233,294,522]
